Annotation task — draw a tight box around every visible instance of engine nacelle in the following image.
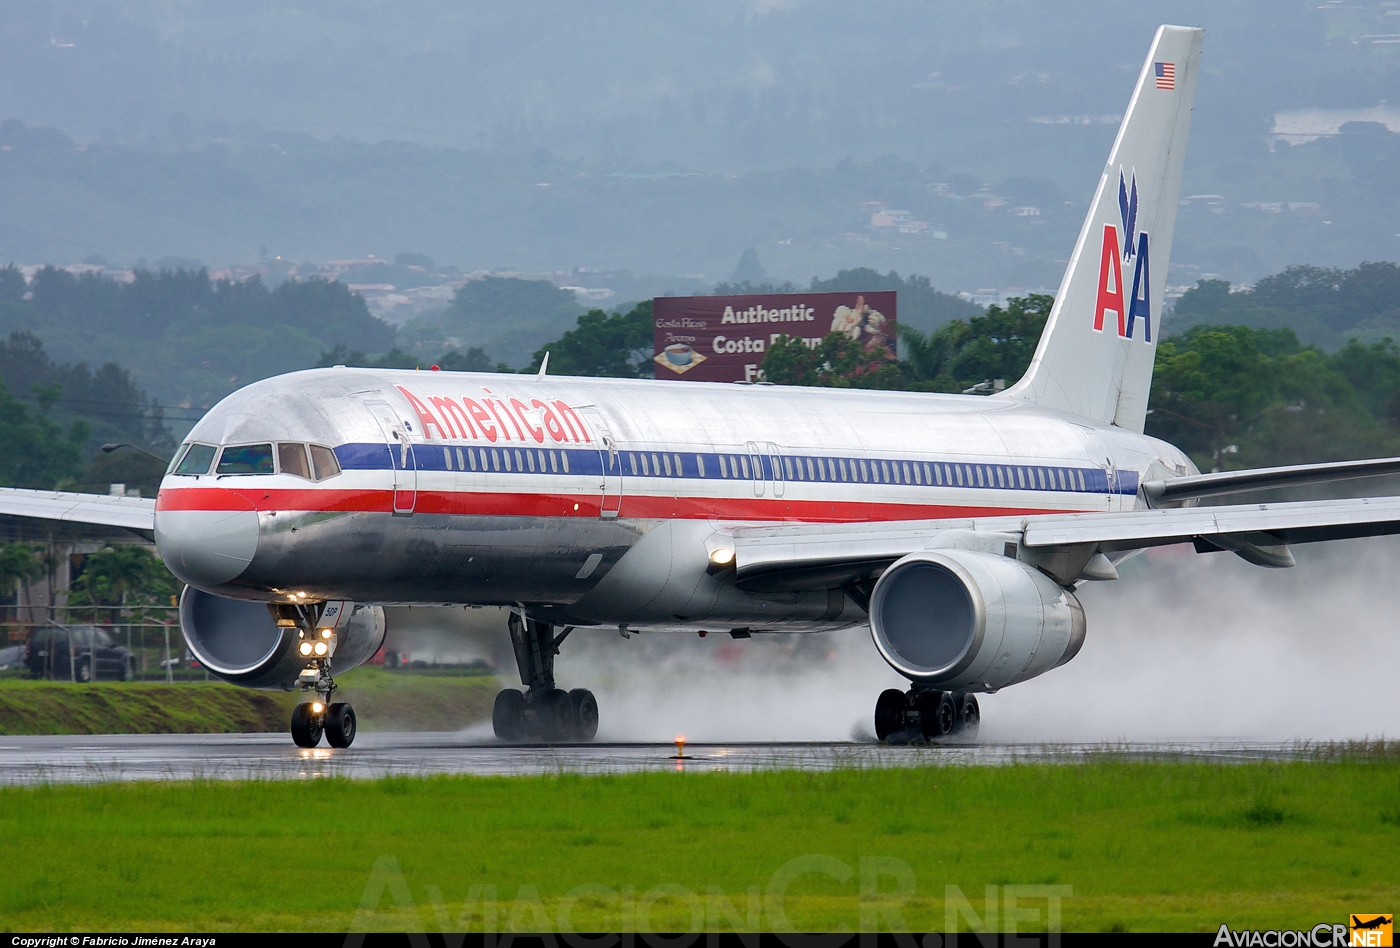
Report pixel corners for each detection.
[178,587,386,690]
[869,549,1085,692]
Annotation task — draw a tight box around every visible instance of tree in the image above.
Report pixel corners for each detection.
[761,331,904,389]
[0,331,173,454]
[268,276,394,352]
[0,542,41,605]
[940,293,1052,388]
[0,380,87,489]
[526,301,655,378]
[315,344,501,373]
[1171,263,1400,348]
[0,265,24,305]
[1145,325,1394,470]
[418,276,584,369]
[69,545,180,614]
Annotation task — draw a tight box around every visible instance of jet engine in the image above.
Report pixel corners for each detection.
[178,586,385,690]
[868,549,1085,693]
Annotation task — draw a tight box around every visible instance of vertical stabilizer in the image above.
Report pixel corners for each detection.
[1003,25,1202,432]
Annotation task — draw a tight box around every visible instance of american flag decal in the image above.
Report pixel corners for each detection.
[1155,62,1176,90]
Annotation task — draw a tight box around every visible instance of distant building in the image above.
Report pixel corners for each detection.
[865,201,933,235]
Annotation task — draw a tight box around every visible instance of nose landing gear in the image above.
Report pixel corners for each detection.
[283,606,358,749]
[492,613,599,743]
[873,687,980,744]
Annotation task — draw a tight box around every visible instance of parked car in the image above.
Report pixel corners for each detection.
[0,644,23,670]
[25,625,137,682]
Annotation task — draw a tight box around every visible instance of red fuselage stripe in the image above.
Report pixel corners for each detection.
[154,486,1075,523]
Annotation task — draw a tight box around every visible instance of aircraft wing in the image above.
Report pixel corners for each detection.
[1142,456,1400,504]
[731,495,1400,593]
[0,487,156,535]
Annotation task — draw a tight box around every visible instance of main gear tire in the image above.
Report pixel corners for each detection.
[492,688,527,741]
[874,688,908,743]
[916,690,957,741]
[533,687,574,743]
[956,693,981,741]
[568,688,599,742]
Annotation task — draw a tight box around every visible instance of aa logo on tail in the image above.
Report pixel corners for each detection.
[1093,169,1152,342]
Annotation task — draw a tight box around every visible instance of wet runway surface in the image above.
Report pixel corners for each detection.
[0,732,1327,785]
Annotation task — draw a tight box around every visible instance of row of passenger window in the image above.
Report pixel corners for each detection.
[441,445,573,475]
[434,445,1097,493]
[170,442,342,480]
[625,450,1094,493]
[773,455,1091,493]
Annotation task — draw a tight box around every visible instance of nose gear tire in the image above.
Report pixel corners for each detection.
[291,701,324,748]
[325,702,357,748]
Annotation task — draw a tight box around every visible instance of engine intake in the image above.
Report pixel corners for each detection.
[178,587,385,690]
[868,549,1085,692]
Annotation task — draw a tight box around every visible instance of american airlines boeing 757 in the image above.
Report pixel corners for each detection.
[8,26,1400,747]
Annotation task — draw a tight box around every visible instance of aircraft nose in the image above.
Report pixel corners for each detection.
[154,490,260,589]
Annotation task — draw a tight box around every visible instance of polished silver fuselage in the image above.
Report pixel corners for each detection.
[153,367,1194,632]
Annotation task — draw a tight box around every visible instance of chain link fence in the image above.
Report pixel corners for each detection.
[0,605,210,683]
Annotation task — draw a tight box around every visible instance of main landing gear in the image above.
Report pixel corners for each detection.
[874,687,980,744]
[492,612,599,743]
[283,606,357,749]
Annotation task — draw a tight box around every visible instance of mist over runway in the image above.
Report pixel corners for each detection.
[541,537,1400,745]
[0,732,1342,786]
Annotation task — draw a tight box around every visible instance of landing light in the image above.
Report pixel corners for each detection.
[709,548,735,566]
[311,702,324,714]
[313,642,328,656]
[298,642,313,657]
[319,628,333,639]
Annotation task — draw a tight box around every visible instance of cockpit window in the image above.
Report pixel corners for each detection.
[172,443,217,475]
[277,443,312,479]
[309,444,341,480]
[216,443,275,475]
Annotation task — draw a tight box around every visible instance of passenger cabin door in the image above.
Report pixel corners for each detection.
[365,399,417,515]
[577,406,621,519]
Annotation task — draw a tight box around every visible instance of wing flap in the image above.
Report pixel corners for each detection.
[1022,495,1400,550]
[731,495,1400,592]
[0,487,157,533]
[1144,456,1400,504]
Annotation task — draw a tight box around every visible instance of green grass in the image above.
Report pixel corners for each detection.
[331,667,497,732]
[1,755,1397,933]
[0,669,498,735]
[0,680,295,735]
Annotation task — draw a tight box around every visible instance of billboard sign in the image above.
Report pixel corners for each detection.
[652,291,897,383]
